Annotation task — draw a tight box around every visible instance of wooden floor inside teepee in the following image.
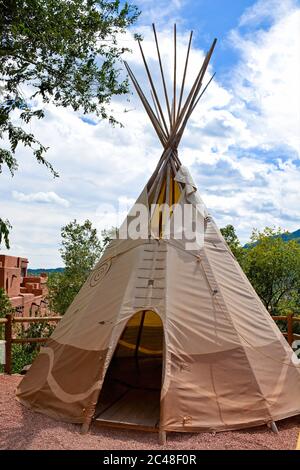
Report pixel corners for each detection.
[94,357,162,431]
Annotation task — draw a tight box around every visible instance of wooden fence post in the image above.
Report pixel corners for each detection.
[4,313,12,374]
[287,313,294,346]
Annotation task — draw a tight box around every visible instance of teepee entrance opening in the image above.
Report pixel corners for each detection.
[94,310,164,431]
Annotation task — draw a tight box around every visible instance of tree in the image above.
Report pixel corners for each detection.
[0,287,13,318]
[0,218,11,249]
[61,219,103,275]
[48,219,103,314]
[220,224,244,261]
[0,288,13,338]
[101,226,118,247]
[241,227,300,314]
[0,0,139,247]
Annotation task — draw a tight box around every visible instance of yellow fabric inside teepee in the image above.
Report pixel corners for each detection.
[150,172,182,238]
[116,310,163,357]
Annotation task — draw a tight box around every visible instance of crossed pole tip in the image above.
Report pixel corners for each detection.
[125,25,217,155]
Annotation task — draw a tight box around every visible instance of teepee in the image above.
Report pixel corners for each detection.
[17,25,300,440]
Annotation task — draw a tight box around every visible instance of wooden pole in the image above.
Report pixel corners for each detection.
[173,149,182,167]
[170,98,174,130]
[296,431,300,450]
[151,89,163,127]
[287,314,294,346]
[174,41,217,150]
[146,104,187,190]
[182,38,217,112]
[13,316,62,323]
[150,161,167,205]
[190,72,216,114]
[164,38,217,150]
[147,147,172,196]
[173,23,177,127]
[165,162,171,206]
[169,153,178,176]
[158,430,167,445]
[177,39,217,138]
[12,337,49,344]
[174,50,210,130]
[125,30,217,204]
[124,62,167,146]
[172,74,216,153]
[137,40,170,137]
[135,311,146,359]
[268,421,279,434]
[152,23,172,128]
[188,47,216,115]
[169,155,183,191]
[4,313,12,374]
[177,31,193,120]
[170,163,174,205]
[125,61,165,140]
[161,163,171,236]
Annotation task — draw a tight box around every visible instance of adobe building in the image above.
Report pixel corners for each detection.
[0,255,48,316]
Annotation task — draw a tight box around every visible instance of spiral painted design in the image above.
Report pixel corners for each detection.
[89,260,111,287]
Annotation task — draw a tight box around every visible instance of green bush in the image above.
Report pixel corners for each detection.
[0,288,13,339]
[11,344,39,374]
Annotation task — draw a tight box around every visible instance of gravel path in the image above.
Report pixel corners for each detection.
[0,375,299,450]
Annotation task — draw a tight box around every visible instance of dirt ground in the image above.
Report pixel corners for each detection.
[0,374,299,450]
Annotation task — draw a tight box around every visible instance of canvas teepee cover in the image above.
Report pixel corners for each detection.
[16,25,300,434]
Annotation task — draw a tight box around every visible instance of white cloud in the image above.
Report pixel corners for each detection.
[229,5,300,155]
[12,191,70,207]
[137,0,186,26]
[185,0,300,243]
[239,0,296,26]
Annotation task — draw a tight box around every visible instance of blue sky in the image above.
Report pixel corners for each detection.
[139,0,257,71]
[1,0,300,267]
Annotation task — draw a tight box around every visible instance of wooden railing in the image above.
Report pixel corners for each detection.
[272,314,300,346]
[0,313,299,375]
[0,314,62,374]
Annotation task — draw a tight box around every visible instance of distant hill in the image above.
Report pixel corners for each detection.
[244,228,300,248]
[279,229,300,243]
[27,267,64,275]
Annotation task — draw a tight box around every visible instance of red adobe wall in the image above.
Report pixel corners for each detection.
[0,254,48,316]
[0,255,28,297]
